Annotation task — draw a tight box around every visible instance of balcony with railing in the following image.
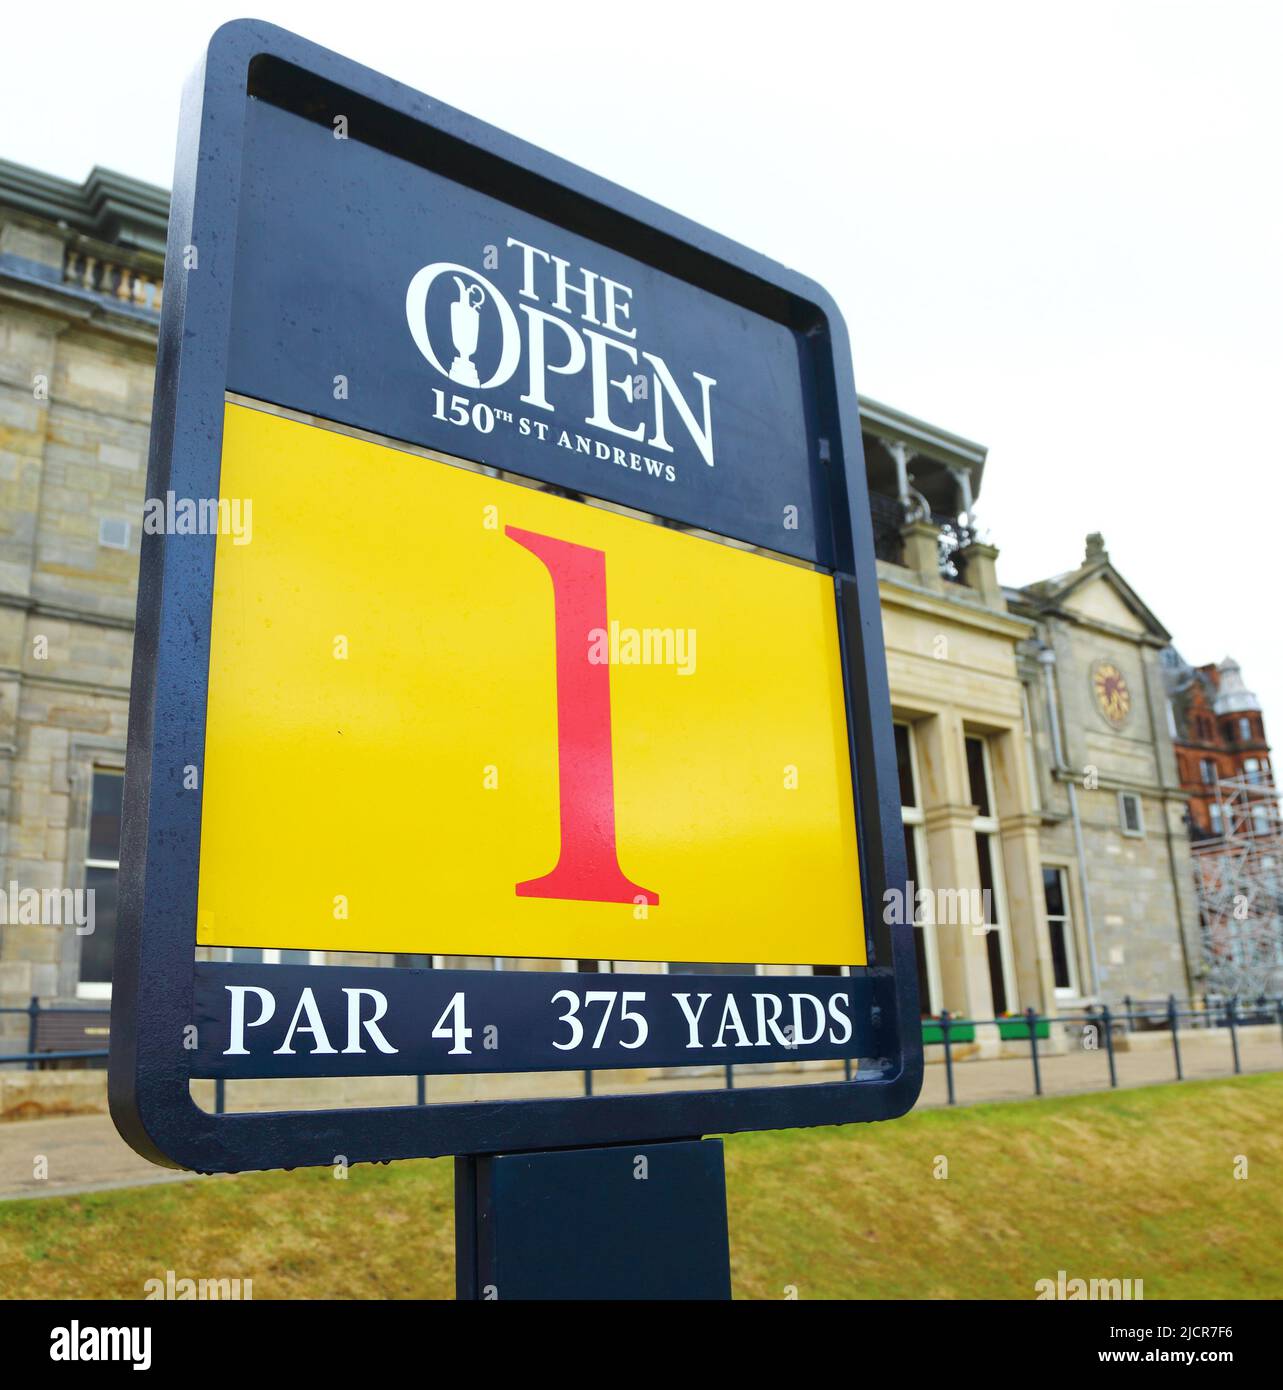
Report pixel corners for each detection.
[860,408,989,588]
[868,488,977,586]
[63,241,162,313]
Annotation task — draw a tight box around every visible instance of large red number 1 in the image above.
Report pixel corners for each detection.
[506,525,659,906]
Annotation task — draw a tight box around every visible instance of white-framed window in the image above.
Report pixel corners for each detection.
[77,768,124,999]
[1244,758,1262,785]
[1200,758,1216,785]
[1041,864,1080,998]
[1119,791,1144,837]
[896,721,939,1016]
[965,733,1015,1016]
[1210,803,1223,835]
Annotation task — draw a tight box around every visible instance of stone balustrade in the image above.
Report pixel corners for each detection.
[63,247,162,312]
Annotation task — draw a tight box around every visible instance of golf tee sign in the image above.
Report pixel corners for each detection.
[109,20,922,1172]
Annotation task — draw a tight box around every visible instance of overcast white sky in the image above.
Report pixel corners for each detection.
[3,1,1279,728]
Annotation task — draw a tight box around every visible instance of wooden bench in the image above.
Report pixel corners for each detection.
[31,1008,110,1067]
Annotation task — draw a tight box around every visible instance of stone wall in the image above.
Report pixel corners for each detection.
[876,542,1059,1029]
[0,213,149,1024]
[1017,568,1200,1006]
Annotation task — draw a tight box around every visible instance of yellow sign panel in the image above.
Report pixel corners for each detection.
[196,402,865,965]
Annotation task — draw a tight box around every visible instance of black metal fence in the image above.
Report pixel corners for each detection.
[923,996,1283,1106]
[595,994,1282,1106]
[5,993,1281,1115]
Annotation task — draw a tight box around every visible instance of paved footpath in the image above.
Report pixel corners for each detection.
[1,1030,1280,1201]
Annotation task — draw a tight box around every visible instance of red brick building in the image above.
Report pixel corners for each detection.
[1166,656,1273,839]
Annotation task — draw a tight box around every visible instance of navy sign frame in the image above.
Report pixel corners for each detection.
[109,19,921,1172]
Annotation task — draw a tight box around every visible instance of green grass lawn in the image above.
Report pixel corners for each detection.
[1,1073,1280,1299]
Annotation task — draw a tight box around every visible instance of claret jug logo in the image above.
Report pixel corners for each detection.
[446,276,487,388]
[405,236,718,480]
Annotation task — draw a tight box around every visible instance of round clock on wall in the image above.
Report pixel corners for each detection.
[1091,659,1132,727]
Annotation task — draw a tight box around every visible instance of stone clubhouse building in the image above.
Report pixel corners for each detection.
[0,157,1217,1086]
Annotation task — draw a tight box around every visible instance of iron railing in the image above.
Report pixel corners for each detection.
[869,490,905,565]
[923,995,1283,1106]
[6,993,1280,1113]
[866,490,974,583]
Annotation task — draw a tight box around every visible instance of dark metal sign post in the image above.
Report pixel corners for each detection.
[110,20,920,1300]
[455,1142,733,1301]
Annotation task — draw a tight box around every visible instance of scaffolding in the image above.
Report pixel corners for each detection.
[1192,771,1283,998]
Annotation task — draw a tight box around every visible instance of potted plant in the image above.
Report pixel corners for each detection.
[996,1011,1050,1040]
[922,1014,976,1044]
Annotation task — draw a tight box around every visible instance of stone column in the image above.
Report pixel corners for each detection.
[885,439,913,504]
[989,713,1060,999]
[948,465,975,522]
[901,519,941,580]
[959,540,1005,608]
[916,711,997,1028]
